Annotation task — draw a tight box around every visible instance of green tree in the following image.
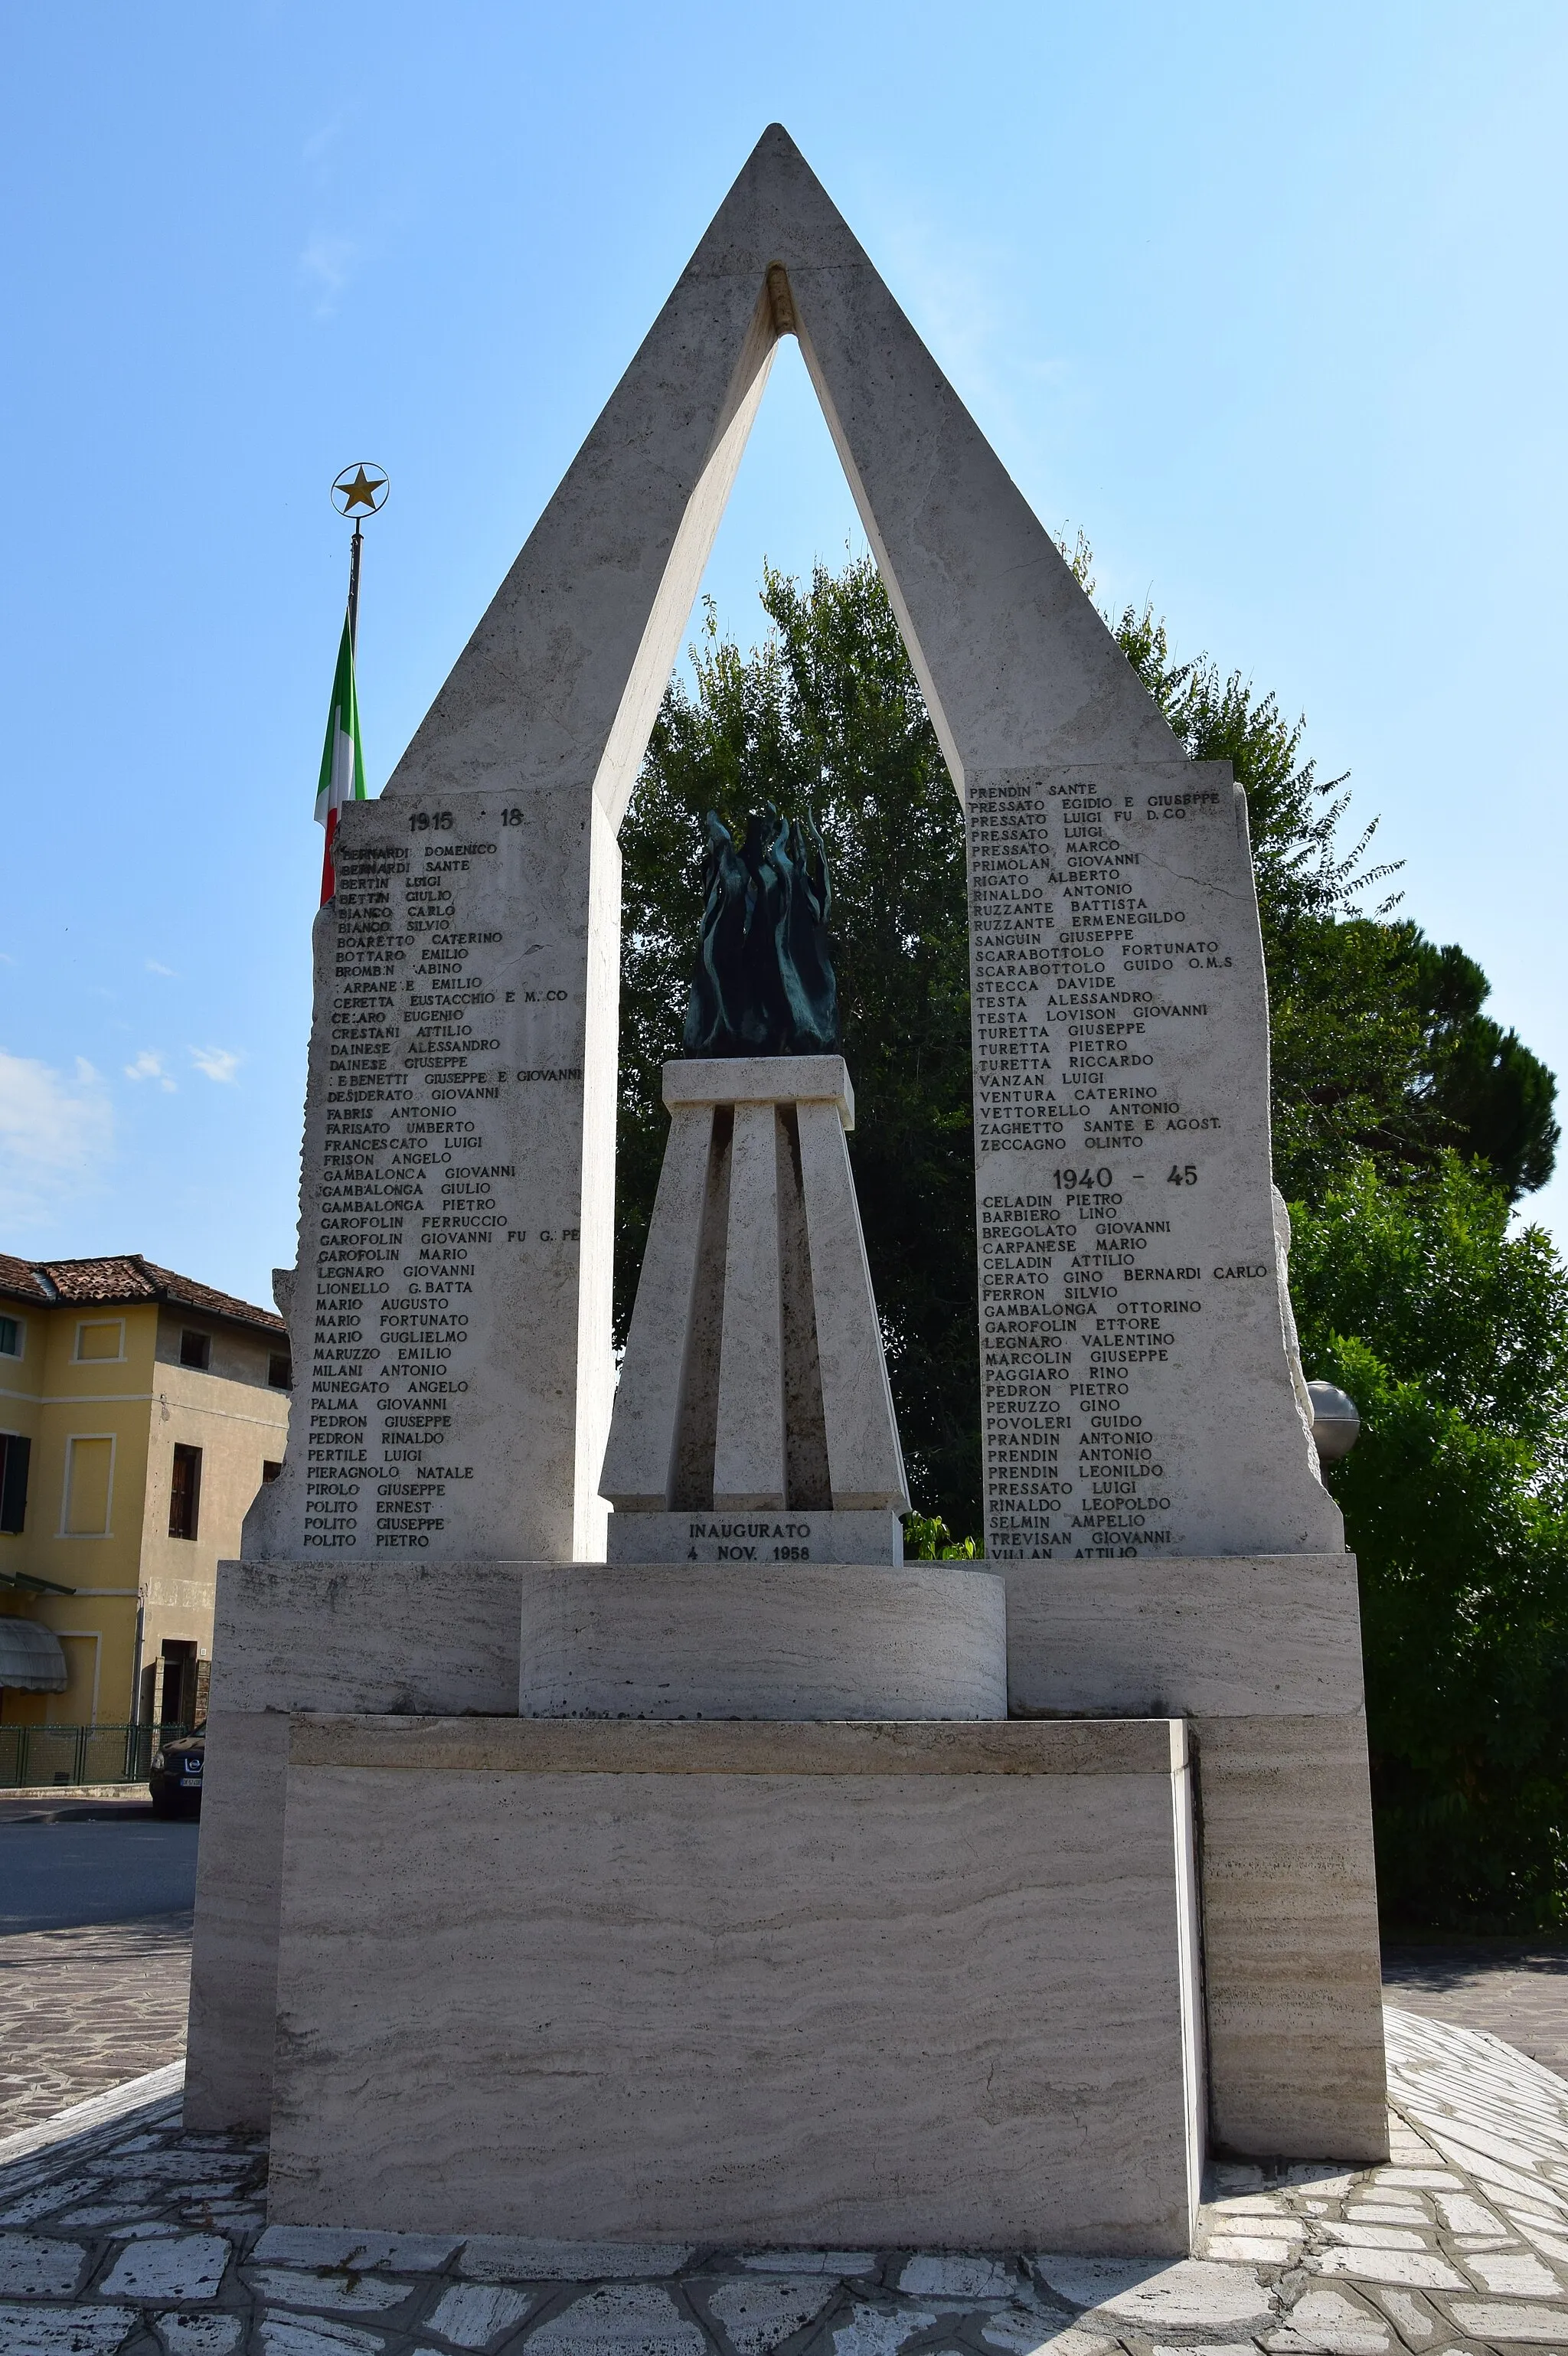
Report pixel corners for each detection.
[1289,1157,1568,1927]
[1112,600,1559,1201]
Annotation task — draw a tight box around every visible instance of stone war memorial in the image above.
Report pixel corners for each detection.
[185,125,1387,2253]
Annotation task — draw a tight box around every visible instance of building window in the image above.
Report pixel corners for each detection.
[64,1436,113,1534]
[179,1330,211,1371]
[261,1459,283,1484]
[169,1443,202,1541]
[75,1320,124,1363]
[0,1315,23,1358]
[0,1433,30,1534]
[268,1352,293,1390]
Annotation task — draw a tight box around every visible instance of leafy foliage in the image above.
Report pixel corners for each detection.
[1290,1158,1568,1926]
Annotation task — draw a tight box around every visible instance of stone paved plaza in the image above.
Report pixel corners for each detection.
[4,2008,1568,2356]
[0,1916,194,2136]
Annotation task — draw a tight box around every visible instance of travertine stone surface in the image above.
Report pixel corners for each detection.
[292,1712,1184,1774]
[246,789,616,1567]
[269,1717,1201,2246]
[602,1058,906,1542]
[712,1103,786,1510]
[968,770,1339,1561]
[1003,1552,1386,2163]
[183,1709,288,2131]
[1002,1554,1367,1719]
[1196,1712,1388,2162]
[664,1058,854,1120]
[183,1559,527,2130]
[598,1107,712,1511]
[204,1558,527,1718]
[603,1508,903,1563]
[515,1563,1006,1720]
[794,1100,906,1511]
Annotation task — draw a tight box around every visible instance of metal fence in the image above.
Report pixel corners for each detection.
[0,1721,195,1791]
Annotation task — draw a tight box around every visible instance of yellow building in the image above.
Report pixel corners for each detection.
[0,1254,290,1752]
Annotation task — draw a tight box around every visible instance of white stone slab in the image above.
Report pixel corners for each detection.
[1002,1553,1367,1718]
[665,1057,853,1122]
[968,771,1340,1560]
[713,1102,787,1508]
[243,792,616,1564]
[795,1100,906,1510]
[97,2231,230,2299]
[517,1561,1006,1719]
[597,1107,711,1511]
[604,1509,903,1564]
[267,1717,1201,2247]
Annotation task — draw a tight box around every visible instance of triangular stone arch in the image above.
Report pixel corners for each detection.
[384,122,1178,828]
[280,123,1334,1573]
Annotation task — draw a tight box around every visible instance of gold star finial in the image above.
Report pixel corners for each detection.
[335,466,385,513]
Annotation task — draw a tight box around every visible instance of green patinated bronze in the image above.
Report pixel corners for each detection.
[683,808,839,1059]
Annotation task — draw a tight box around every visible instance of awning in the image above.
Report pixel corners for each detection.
[0,1616,69,1692]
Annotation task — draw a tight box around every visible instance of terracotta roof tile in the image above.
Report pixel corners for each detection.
[0,1252,285,1335]
[0,1254,52,1306]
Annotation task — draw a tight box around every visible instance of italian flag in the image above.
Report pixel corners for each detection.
[315,615,366,904]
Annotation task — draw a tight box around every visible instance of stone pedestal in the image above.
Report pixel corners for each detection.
[518,1560,1005,1719]
[266,1714,1204,2252]
[599,1057,908,1562]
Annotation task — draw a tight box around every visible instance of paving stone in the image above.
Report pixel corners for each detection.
[58,2205,170,2229]
[1444,2299,1568,2341]
[979,2318,1116,2355]
[1457,2250,1562,2294]
[106,2220,180,2240]
[1204,2233,1301,2263]
[897,2256,1018,2300]
[1364,2289,1440,2345]
[97,2232,230,2302]
[0,2228,87,2294]
[1262,2286,1391,2353]
[464,2243,694,2284]
[829,2306,939,2356]
[1313,2252,1467,2292]
[1036,2257,1274,2330]
[423,2282,538,2348]
[1429,2196,1503,2234]
[0,2303,139,2353]
[247,2266,418,2312]
[1318,2227,1429,2252]
[707,2276,837,2352]
[1373,2175,1464,2192]
[155,2319,246,2354]
[526,2285,710,2356]
[251,2230,461,2271]
[0,1915,193,2138]
[259,2321,389,2356]
[0,2178,99,2225]
[739,2256,876,2279]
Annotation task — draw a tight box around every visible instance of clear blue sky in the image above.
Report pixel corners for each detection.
[3,2,1565,1307]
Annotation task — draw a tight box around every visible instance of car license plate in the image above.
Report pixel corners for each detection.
[180,1776,201,1787]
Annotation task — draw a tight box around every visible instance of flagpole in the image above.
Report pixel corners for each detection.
[347,519,363,657]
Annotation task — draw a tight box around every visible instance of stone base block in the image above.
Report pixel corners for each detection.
[519,1559,1005,1717]
[605,1507,903,1563]
[268,1714,1204,2250]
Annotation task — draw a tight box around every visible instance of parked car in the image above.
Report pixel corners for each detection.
[149,1732,204,1818]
